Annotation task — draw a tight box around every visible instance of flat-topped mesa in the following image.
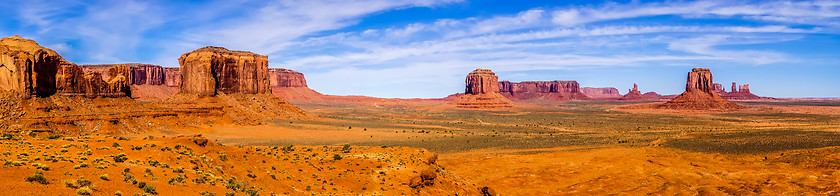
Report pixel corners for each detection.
[269,68,307,87]
[178,46,271,96]
[0,35,129,98]
[659,68,742,110]
[498,80,590,101]
[581,87,621,99]
[451,69,512,108]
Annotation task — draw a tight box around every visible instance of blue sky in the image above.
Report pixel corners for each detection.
[1,0,838,98]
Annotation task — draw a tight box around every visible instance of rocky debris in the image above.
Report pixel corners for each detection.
[178,46,271,96]
[659,68,742,110]
[451,69,513,108]
[164,67,181,87]
[269,68,307,87]
[410,168,438,188]
[619,83,647,100]
[581,87,621,99]
[480,186,498,196]
[0,36,130,98]
[499,80,590,101]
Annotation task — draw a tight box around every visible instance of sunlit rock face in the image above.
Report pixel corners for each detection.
[178,46,271,96]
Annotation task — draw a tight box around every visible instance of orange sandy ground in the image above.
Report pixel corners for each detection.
[441,145,840,195]
[0,135,479,196]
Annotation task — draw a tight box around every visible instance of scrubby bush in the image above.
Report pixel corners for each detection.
[76,186,92,195]
[26,171,49,184]
[114,153,128,163]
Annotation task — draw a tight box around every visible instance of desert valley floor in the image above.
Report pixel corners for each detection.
[3,97,839,195]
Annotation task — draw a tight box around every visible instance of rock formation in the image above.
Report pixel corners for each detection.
[715,82,762,100]
[713,83,725,94]
[164,67,180,87]
[0,35,129,98]
[581,87,621,99]
[451,69,513,108]
[178,46,271,96]
[269,68,307,87]
[659,68,741,110]
[643,92,665,99]
[268,68,326,102]
[619,83,647,100]
[498,80,589,101]
[129,64,165,85]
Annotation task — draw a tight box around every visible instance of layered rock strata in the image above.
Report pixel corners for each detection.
[659,68,741,110]
[451,69,513,108]
[0,35,128,98]
[164,68,181,87]
[581,87,621,99]
[178,46,271,96]
[498,80,589,101]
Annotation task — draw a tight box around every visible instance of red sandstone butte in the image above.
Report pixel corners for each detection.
[714,82,763,100]
[581,87,621,99]
[498,80,589,101]
[659,68,742,110]
[0,35,129,98]
[451,69,513,108]
[619,83,647,100]
[178,46,271,96]
[269,68,325,101]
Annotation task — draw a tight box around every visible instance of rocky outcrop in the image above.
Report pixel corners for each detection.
[619,84,647,100]
[716,82,762,100]
[498,80,589,101]
[269,68,307,87]
[581,87,621,99]
[0,35,129,98]
[81,64,166,85]
[713,83,725,94]
[178,46,271,96]
[659,68,741,110]
[164,67,180,87]
[451,69,512,108]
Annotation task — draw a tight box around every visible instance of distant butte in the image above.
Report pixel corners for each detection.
[498,80,589,101]
[450,69,513,108]
[658,68,743,110]
[178,46,271,96]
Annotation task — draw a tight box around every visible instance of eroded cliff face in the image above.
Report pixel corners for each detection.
[269,68,307,87]
[178,46,271,96]
[0,35,129,98]
[451,69,512,108]
[581,87,621,99]
[659,68,741,110]
[164,67,180,87]
[499,80,589,101]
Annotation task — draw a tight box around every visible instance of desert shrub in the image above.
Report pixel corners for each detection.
[76,177,92,187]
[341,144,351,153]
[45,135,61,140]
[26,171,49,184]
[199,191,215,196]
[31,163,49,171]
[168,175,186,185]
[100,174,109,181]
[172,166,184,173]
[117,136,129,141]
[218,153,227,161]
[76,186,92,195]
[333,154,342,160]
[141,183,157,194]
[114,153,128,163]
